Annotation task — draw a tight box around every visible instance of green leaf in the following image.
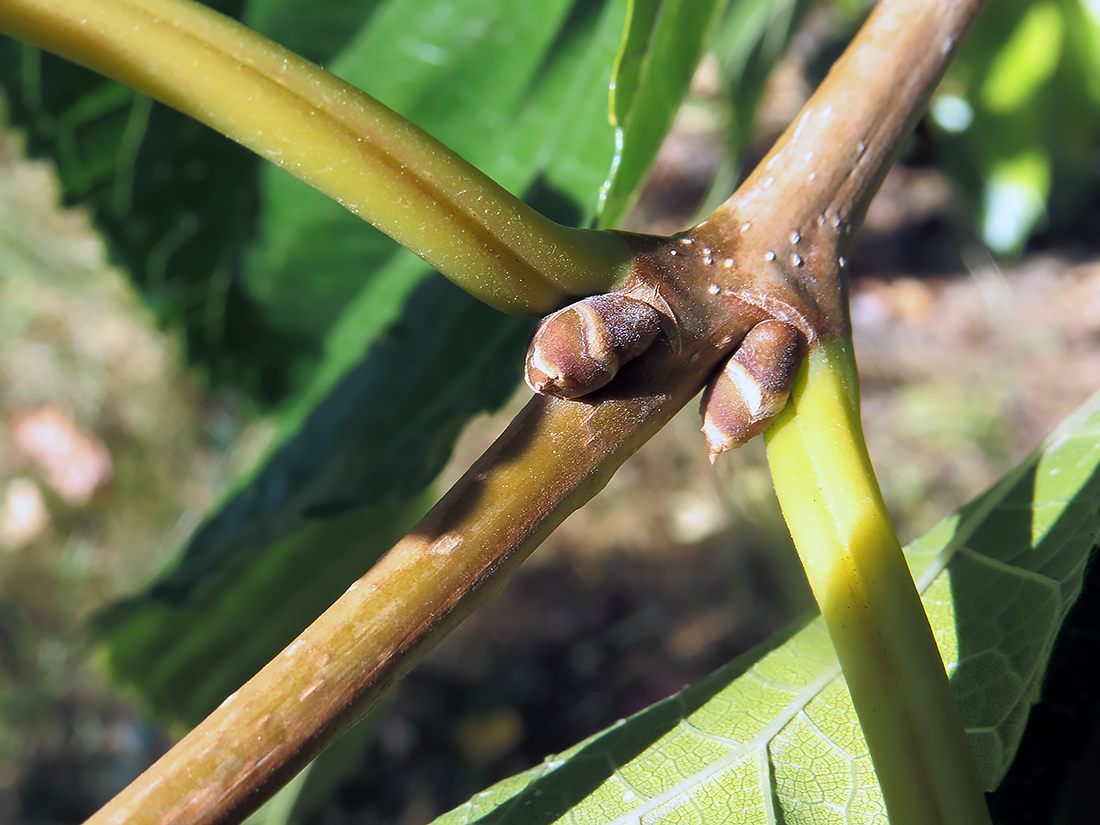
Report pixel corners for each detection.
[1068,0,1100,105]
[980,2,1064,114]
[704,0,811,207]
[432,388,1100,823]
[0,0,316,401]
[241,0,586,343]
[244,0,386,65]
[18,0,717,728]
[95,0,644,722]
[599,0,725,226]
[98,276,533,722]
[929,0,1100,254]
[0,0,681,392]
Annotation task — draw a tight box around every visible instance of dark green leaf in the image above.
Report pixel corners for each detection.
[97,0,652,721]
[598,0,725,226]
[244,0,386,65]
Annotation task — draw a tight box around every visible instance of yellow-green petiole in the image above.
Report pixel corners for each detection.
[765,337,991,825]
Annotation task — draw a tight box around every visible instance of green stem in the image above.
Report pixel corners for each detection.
[0,0,633,313]
[765,338,991,825]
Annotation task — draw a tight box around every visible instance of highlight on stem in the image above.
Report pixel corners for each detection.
[0,0,636,313]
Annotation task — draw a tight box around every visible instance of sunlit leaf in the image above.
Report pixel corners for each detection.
[241,0,587,343]
[433,389,1100,823]
[980,2,1063,114]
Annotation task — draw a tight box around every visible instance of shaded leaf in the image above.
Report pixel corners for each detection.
[99,276,533,722]
[433,388,1100,823]
[929,0,1100,254]
[985,509,1100,824]
[96,0,653,722]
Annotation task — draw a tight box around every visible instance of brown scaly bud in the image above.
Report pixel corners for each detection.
[701,319,805,462]
[525,293,662,398]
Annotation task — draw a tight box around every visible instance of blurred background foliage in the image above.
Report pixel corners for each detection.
[0,0,1099,822]
[930,0,1100,255]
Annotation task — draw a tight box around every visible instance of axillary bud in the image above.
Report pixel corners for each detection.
[525,293,662,398]
[701,319,805,461]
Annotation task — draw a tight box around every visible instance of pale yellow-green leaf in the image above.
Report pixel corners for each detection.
[434,388,1100,824]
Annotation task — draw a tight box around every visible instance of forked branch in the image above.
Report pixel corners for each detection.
[2,0,988,821]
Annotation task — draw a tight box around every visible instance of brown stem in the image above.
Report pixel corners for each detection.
[87,0,987,822]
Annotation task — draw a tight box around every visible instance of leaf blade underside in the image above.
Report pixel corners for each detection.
[434,388,1100,824]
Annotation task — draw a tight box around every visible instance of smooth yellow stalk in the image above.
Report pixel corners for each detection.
[0,0,634,313]
[765,337,991,825]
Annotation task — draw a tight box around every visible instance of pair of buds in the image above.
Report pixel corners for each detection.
[524,293,805,461]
